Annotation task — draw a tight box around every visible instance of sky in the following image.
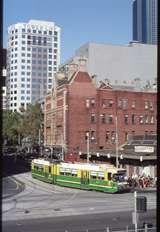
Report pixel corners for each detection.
[4,0,133,64]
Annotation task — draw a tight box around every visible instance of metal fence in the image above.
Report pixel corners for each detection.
[64,226,156,232]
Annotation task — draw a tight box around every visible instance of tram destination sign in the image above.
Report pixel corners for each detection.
[134,146,154,153]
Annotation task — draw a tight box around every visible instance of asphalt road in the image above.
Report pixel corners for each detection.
[2,176,25,199]
[2,154,157,231]
[2,210,156,232]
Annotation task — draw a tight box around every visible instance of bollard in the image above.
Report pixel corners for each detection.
[126,225,129,232]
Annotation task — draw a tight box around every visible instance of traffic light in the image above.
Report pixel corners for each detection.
[136,196,147,212]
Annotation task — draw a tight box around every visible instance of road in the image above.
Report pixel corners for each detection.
[2,154,157,231]
[2,210,156,232]
[2,176,25,199]
[2,172,156,225]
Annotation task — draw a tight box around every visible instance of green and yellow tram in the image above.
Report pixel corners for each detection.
[31,159,130,193]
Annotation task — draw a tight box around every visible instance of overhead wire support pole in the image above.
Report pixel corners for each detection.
[115,115,119,168]
[134,191,138,232]
[86,132,90,163]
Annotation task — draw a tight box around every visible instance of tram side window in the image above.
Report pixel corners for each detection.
[60,168,66,176]
[98,172,104,180]
[90,171,97,179]
[108,172,112,181]
[49,166,51,173]
[71,169,77,177]
[34,165,38,171]
[34,165,44,171]
[60,171,65,176]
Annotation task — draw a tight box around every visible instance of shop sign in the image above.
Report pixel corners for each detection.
[134,146,154,153]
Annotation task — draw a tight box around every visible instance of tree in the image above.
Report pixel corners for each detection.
[3,103,43,147]
[22,103,43,146]
[2,110,23,145]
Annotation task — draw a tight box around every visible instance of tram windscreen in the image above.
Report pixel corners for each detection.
[113,170,126,182]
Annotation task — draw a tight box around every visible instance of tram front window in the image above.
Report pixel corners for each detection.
[113,174,125,182]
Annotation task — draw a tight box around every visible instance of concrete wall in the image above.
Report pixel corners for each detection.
[74,42,157,85]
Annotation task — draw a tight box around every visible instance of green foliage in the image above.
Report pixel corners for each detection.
[3,103,43,146]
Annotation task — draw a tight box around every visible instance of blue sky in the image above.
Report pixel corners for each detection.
[4,0,133,64]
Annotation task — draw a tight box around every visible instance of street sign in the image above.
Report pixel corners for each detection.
[134,146,154,153]
[132,212,139,224]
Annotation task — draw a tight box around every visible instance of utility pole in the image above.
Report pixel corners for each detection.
[134,191,138,232]
[86,132,90,163]
[61,134,64,161]
[115,115,119,168]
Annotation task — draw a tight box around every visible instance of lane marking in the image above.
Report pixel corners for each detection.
[8,176,21,190]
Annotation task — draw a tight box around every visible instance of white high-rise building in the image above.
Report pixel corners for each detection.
[7,20,61,112]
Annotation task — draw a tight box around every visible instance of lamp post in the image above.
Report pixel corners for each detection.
[86,132,90,163]
[61,134,64,161]
[115,115,119,168]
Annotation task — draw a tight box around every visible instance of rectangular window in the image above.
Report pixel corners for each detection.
[131,114,136,124]
[139,115,144,124]
[122,99,128,109]
[132,100,136,108]
[118,99,128,109]
[91,114,96,123]
[108,115,113,124]
[106,131,110,143]
[144,115,149,124]
[91,99,95,107]
[150,116,154,124]
[90,131,96,142]
[144,100,149,109]
[149,101,153,110]
[111,131,116,143]
[101,114,106,123]
[108,99,113,107]
[124,115,129,125]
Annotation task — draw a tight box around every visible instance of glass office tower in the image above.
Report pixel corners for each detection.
[7,20,61,112]
[133,0,157,45]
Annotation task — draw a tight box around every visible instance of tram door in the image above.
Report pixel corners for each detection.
[81,170,89,186]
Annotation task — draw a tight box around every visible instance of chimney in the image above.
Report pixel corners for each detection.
[56,71,65,80]
[68,62,78,73]
[78,57,87,72]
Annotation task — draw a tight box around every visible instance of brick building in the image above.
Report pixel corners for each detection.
[44,59,157,160]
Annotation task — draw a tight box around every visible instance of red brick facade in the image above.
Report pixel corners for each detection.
[44,71,157,154]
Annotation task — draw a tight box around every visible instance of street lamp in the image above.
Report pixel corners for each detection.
[115,115,119,168]
[86,132,90,163]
